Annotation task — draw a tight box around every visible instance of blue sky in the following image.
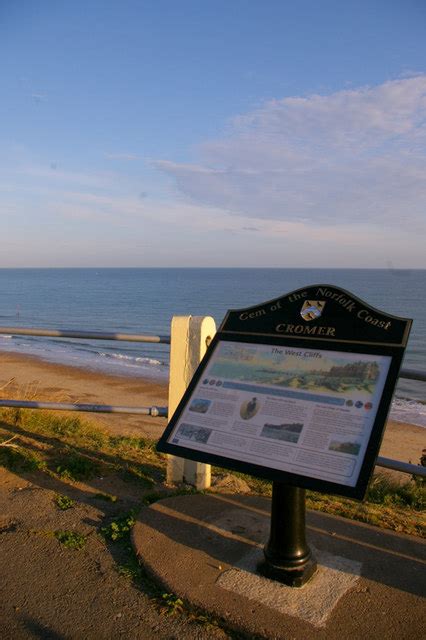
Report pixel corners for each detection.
[1,1,425,267]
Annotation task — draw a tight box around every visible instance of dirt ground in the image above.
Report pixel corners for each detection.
[0,462,233,640]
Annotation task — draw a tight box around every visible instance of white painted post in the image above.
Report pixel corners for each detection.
[167,316,216,489]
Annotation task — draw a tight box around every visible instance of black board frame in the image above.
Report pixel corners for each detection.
[157,285,411,500]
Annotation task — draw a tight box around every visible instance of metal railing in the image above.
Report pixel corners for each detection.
[0,399,168,418]
[0,326,170,343]
[0,325,425,478]
[0,325,170,417]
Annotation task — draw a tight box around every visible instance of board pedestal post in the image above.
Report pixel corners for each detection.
[257,482,317,587]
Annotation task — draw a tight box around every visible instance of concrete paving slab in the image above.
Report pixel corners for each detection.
[132,493,426,639]
[218,546,362,628]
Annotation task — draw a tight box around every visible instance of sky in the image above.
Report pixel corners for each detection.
[1,0,425,268]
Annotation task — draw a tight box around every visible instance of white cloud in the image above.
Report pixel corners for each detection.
[156,76,426,227]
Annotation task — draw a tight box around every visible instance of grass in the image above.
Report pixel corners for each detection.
[54,449,100,481]
[0,405,424,539]
[0,444,47,473]
[306,489,425,537]
[219,468,425,537]
[367,473,424,509]
[0,405,164,488]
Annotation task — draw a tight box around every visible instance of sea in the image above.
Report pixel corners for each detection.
[0,268,425,428]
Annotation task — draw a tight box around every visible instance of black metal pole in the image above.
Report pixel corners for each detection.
[257,481,317,587]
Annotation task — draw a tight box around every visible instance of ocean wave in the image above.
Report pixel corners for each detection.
[0,335,13,339]
[98,351,164,366]
[390,397,426,428]
[0,336,168,380]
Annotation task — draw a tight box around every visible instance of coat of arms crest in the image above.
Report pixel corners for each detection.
[300,300,326,321]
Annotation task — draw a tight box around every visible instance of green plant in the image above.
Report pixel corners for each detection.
[54,451,99,481]
[116,558,142,580]
[54,530,86,550]
[84,429,107,449]
[101,511,136,541]
[54,494,75,510]
[366,474,425,510]
[0,446,47,473]
[161,593,184,616]
[22,412,83,437]
[51,416,82,437]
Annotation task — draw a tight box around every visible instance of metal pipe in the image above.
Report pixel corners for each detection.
[0,399,168,418]
[0,327,170,344]
[376,455,425,477]
[399,368,426,383]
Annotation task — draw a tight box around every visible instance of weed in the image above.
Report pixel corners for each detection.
[54,450,99,481]
[84,429,107,449]
[54,494,75,510]
[306,485,425,537]
[101,511,136,541]
[366,474,425,510]
[22,411,83,437]
[116,558,142,580]
[50,416,82,437]
[158,589,224,630]
[161,593,184,616]
[1,408,166,486]
[0,446,47,473]
[108,435,156,452]
[54,530,86,550]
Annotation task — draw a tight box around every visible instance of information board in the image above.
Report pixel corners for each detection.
[158,285,411,499]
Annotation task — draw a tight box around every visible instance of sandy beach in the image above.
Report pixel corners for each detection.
[0,351,169,440]
[0,350,424,471]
